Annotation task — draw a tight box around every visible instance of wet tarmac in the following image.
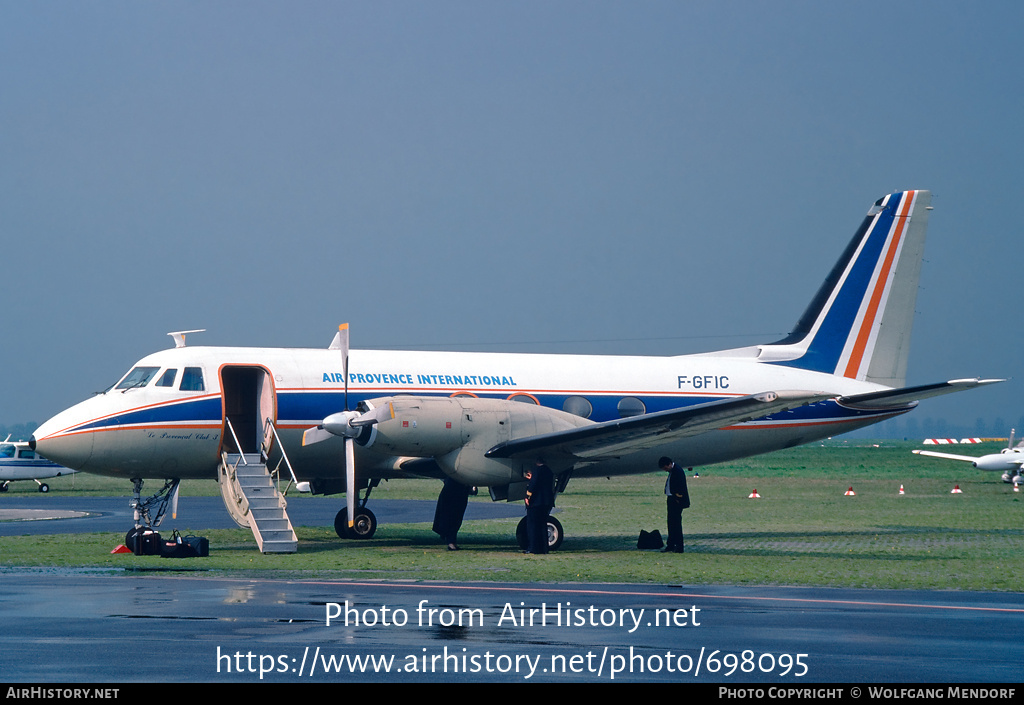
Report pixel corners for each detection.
[2,497,1021,684]
[1,571,1021,683]
[0,495,523,536]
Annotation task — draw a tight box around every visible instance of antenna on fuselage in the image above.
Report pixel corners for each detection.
[167,330,206,348]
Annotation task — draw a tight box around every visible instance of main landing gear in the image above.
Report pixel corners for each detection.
[0,480,50,492]
[515,515,564,552]
[334,478,379,540]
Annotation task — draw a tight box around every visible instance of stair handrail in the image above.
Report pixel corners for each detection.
[262,418,299,492]
[224,417,248,465]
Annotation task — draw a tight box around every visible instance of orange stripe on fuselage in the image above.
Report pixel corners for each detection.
[843,191,915,379]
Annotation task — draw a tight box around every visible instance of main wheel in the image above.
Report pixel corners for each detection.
[516,517,528,549]
[515,515,564,552]
[334,507,378,539]
[38,483,49,493]
[546,516,564,551]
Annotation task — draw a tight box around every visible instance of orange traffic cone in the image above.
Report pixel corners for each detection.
[951,485,963,494]
[111,545,132,554]
[845,487,856,496]
[899,484,905,495]
[748,489,761,498]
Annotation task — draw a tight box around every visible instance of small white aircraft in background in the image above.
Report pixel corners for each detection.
[30,190,1002,552]
[913,430,1024,483]
[0,437,77,492]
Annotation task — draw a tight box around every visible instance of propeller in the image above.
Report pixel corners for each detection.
[301,324,394,531]
[170,482,179,520]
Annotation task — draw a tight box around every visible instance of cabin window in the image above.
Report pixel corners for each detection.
[18,449,36,459]
[562,396,593,419]
[156,369,178,388]
[617,397,646,418]
[116,366,160,390]
[508,393,539,405]
[179,367,205,392]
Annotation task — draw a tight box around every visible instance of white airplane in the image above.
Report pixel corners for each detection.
[30,190,1001,552]
[913,430,1024,483]
[0,437,77,492]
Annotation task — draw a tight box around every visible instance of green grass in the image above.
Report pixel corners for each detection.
[2,440,1022,590]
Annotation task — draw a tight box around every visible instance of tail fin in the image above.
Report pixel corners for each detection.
[758,190,931,387]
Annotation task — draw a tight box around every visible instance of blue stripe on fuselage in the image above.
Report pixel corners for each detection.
[63,390,899,436]
[276,390,894,426]
[67,397,223,433]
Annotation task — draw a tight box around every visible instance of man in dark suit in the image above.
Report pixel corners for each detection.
[432,477,471,551]
[659,456,690,553]
[524,458,555,554]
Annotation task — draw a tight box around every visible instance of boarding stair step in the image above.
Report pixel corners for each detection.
[221,452,297,554]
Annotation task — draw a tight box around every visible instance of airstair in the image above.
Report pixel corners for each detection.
[218,419,299,554]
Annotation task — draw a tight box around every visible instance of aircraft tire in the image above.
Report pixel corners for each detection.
[38,483,49,493]
[547,516,564,551]
[0,482,7,492]
[515,515,564,552]
[334,508,378,540]
[348,508,377,540]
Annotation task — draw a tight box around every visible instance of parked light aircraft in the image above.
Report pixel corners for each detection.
[30,190,1001,552]
[913,430,1024,483]
[0,437,77,492]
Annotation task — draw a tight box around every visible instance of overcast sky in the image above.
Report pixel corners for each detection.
[2,1,1020,434]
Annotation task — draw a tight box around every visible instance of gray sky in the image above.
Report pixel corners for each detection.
[2,1,1020,433]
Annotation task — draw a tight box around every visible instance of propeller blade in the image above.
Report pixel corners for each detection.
[302,426,335,446]
[170,482,180,520]
[345,437,356,529]
[351,401,395,428]
[339,323,350,412]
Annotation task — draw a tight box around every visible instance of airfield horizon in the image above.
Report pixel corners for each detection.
[1,440,1021,592]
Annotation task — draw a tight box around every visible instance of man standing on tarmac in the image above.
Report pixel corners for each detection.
[524,458,555,554]
[659,457,690,553]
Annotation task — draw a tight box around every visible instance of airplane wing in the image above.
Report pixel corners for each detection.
[837,378,1004,410]
[911,449,1024,466]
[911,450,984,463]
[485,390,832,462]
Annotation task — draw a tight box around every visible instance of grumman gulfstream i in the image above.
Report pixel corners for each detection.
[30,190,1001,552]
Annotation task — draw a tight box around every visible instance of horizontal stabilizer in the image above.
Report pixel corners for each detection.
[485,390,832,462]
[838,378,1004,410]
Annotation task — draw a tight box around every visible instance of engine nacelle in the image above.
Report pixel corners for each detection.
[974,453,1021,472]
[363,396,591,486]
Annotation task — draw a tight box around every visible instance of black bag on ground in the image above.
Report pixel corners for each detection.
[637,529,664,550]
[126,528,163,556]
[161,530,210,558]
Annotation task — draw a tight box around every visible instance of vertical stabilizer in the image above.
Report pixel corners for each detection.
[758,190,931,387]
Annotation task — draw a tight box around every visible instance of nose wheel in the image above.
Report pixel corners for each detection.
[334,507,377,539]
[333,479,380,539]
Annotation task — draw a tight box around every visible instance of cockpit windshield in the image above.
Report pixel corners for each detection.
[0,443,15,458]
[115,366,160,391]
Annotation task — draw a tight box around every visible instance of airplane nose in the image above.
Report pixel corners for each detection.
[32,423,95,471]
